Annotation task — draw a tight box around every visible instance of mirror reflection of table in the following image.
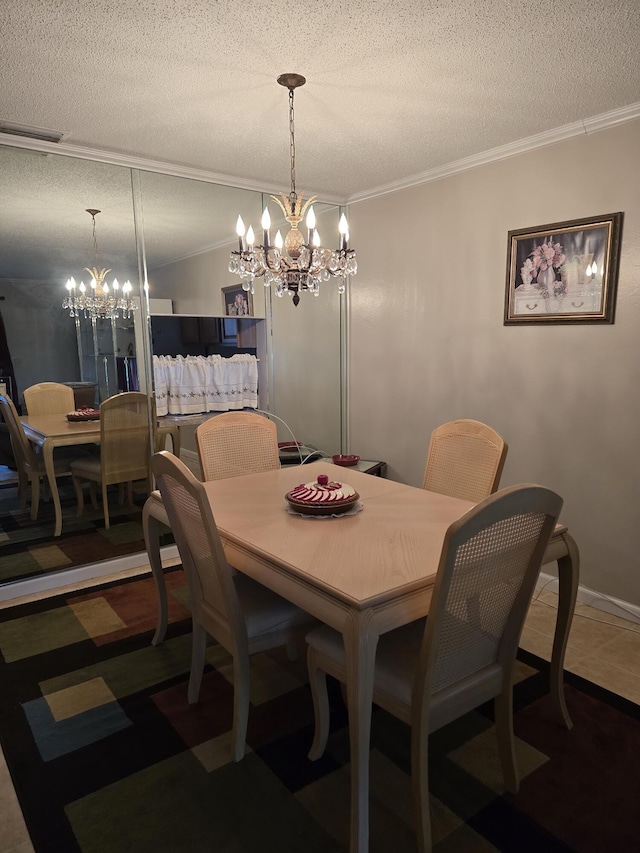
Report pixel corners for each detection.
[21,414,178,537]
[21,415,102,537]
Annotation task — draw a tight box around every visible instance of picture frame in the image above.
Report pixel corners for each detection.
[504,212,623,325]
[222,284,253,317]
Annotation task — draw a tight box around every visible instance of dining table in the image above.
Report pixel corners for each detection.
[182,460,579,853]
[20,413,179,537]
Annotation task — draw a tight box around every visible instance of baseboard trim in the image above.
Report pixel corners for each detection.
[0,544,179,603]
[536,571,640,625]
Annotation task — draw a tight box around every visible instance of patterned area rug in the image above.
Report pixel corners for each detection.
[0,483,166,584]
[1,571,639,852]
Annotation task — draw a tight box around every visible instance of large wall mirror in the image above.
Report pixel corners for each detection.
[0,143,346,594]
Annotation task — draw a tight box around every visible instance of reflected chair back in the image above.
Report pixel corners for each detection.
[422,418,507,503]
[99,391,151,486]
[70,391,151,529]
[0,393,72,520]
[23,382,74,416]
[196,411,279,481]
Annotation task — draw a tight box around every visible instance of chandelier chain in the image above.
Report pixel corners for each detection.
[91,213,100,267]
[289,86,296,200]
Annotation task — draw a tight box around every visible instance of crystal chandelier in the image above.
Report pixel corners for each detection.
[62,209,137,320]
[229,74,357,307]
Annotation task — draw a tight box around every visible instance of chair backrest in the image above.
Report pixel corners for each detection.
[99,392,151,485]
[422,419,507,503]
[196,411,280,482]
[0,394,39,472]
[151,450,245,650]
[23,382,75,416]
[415,484,563,730]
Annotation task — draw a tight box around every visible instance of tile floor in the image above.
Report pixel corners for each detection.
[1,576,639,852]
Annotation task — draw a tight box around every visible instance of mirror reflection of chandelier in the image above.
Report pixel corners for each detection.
[229,74,357,307]
[62,209,137,320]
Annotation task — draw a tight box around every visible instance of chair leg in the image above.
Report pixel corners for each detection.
[231,653,250,762]
[30,475,41,521]
[307,647,332,760]
[117,483,126,504]
[411,714,432,853]
[89,481,99,510]
[286,635,299,661]
[72,475,85,518]
[143,506,169,646]
[188,620,207,704]
[17,471,28,509]
[100,482,110,529]
[495,687,519,793]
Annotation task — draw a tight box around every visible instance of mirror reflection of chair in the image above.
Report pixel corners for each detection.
[0,394,72,520]
[151,449,313,761]
[23,382,75,416]
[145,411,280,645]
[306,484,563,853]
[71,392,151,529]
[422,418,508,503]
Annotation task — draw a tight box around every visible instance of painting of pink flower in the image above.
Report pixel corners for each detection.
[529,238,565,271]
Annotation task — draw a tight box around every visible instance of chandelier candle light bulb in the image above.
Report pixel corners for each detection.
[228,74,357,306]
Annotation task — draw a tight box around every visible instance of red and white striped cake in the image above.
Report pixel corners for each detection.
[287,473,356,505]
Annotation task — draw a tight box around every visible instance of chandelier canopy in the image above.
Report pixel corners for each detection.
[62,209,137,320]
[229,74,357,306]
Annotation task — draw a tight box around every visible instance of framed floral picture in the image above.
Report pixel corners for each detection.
[504,212,623,324]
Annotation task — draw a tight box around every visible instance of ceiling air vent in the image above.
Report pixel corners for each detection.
[0,122,64,143]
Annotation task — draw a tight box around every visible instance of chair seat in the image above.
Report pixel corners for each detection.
[70,457,102,477]
[235,573,312,638]
[33,455,73,477]
[307,619,426,707]
[70,456,148,482]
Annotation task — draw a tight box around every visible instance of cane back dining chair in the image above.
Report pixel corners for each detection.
[306,483,563,853]
[195,411,280,481]
[151,450,313,761]
[0,394,73,520]
[422,419,508,503]
[70,392,151,529]
[23,382,75,416]
[144,411,280,645]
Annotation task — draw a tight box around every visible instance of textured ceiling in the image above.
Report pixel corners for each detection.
[1,1,639,283]
[2,0,639,200]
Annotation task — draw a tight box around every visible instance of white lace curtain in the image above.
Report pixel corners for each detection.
[153,354,258,416]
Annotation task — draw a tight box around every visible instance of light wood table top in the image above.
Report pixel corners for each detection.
[203,461,472,609]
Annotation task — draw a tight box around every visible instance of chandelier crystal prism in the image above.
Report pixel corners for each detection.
[62,209,137,320]
[229,74,357,306]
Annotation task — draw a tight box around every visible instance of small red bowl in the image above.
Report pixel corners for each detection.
[279,441,302,451]
[332,454,360,467]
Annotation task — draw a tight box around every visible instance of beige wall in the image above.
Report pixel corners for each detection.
[348,119,640,605]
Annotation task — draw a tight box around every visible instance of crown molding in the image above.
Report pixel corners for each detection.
[346,101,640,206]
[2,100,638,210]
[0,134,345,205]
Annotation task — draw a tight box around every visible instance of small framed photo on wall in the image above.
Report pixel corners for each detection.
[504,212,623,324]
[222,284,253,317]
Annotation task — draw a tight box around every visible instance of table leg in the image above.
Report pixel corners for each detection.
[550,532,580,729]
[343,610,378,853]
[43,439,63,537]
